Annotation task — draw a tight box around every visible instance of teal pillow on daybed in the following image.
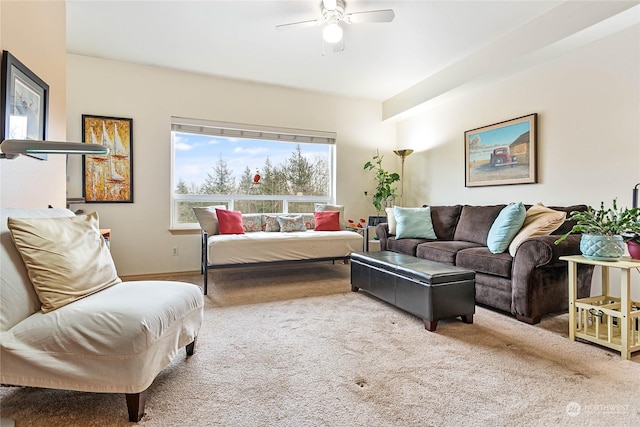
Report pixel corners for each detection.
[487,202,526,253]
[394,206,436,240]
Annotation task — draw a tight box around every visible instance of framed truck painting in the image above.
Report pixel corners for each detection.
[1,50,49,160]
[464,113,537,187]
[82,115,133,202]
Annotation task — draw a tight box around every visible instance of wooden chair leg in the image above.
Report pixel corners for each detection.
[125,389,148,422]
[186,337,197,356]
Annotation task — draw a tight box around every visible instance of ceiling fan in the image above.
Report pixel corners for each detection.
[276,0,395,54]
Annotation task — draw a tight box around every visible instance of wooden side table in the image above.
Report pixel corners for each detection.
[560,255,640,359]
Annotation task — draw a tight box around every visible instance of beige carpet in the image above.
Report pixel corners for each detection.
[1,263,639,426]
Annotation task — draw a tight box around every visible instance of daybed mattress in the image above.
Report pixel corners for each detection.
[206,230,363,265]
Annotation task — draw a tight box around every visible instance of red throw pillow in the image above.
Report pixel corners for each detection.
[215,209,244,234]
[314,211,341,231]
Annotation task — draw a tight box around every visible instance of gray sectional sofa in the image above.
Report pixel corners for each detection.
[376,204,595,324]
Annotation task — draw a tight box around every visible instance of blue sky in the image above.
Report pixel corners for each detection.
[173,132,330,187]
[469,121,530,147]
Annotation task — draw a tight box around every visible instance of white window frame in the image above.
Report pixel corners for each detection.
[170,117,337,230]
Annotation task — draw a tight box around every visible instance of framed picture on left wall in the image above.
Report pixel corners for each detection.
[82,115,134,203]
[0,50,49,160]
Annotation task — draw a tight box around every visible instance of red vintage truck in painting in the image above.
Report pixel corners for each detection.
[489,147,517,167]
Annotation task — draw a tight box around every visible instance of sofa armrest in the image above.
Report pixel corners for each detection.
[375,223,390,250]
[514,234,582,266]
[511,234,592,321]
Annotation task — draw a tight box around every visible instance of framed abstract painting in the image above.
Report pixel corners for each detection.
[82,114,134,202]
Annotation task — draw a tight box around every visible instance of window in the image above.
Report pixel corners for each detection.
[171,117,336,229]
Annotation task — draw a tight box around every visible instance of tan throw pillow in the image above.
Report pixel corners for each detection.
[314,203,345,230]
[508,203,567,256]
[8,212,121,313]
[385,207,397,235]
[193,205,226,235]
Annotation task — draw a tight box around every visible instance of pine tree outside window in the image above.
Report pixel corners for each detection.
[171,117,336,229]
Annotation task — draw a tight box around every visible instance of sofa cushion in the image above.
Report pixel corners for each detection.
[456,247,513,279]
[429,205,462,241]
[545,204,587,236]
[453,205,506,245]
[394,206,437,239]
[7,212,121,313]
[487,202,526,253]
[508,203,567,256]
[416,240,483,265]
[386,237,430,256]
[193,205,227,235]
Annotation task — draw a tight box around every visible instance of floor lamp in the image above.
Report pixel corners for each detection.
[393,149,414,206]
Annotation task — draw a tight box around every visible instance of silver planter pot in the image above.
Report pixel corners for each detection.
[580,234,625,261]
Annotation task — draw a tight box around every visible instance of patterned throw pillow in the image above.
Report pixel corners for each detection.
[301,213,315,230]
[242,214,263,232]
[262,214,281,232]
[277,214,307,232]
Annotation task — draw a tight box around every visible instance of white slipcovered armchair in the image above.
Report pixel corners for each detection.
[0,208,204,422]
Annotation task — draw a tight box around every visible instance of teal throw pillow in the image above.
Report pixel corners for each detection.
[487,202,526,254]
[394,206,436,240]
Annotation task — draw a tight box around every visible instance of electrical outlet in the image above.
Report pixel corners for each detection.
[171,247,179,256]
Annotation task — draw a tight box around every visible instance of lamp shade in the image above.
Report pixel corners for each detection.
[0,139,109,160]
[393,149,414,159]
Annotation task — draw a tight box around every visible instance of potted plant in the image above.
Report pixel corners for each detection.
[363,151,400,222]
[555,199,640,261]
[623,232,640,260]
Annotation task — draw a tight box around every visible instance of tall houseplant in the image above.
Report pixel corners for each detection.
[363,151,400,219]
[555,199,640,261]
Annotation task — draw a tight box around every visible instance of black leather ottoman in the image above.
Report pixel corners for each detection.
[350,251,476,331]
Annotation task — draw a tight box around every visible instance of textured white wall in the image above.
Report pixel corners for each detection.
[0,0,67,209]
[396,25,640,298]
[66,55,396,275]
[397,26,639,209]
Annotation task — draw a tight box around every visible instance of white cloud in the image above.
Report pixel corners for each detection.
[174,141,193,151]
[233,146,268,155]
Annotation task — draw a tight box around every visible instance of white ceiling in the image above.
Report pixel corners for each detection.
[66,1,637,104]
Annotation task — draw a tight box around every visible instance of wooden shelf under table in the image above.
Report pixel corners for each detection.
[560,255,640,360]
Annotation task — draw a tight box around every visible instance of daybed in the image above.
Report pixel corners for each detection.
[1,208,204,422]
[376,203,595,324]
[196,207,363,294]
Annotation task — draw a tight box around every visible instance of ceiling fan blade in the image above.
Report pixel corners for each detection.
[275,18,322,31]
[345,9,395,24]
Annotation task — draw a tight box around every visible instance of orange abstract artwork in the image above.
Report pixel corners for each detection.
[82,115,133,203]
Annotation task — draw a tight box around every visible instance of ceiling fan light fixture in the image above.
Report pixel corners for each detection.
[322,22,343,44]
